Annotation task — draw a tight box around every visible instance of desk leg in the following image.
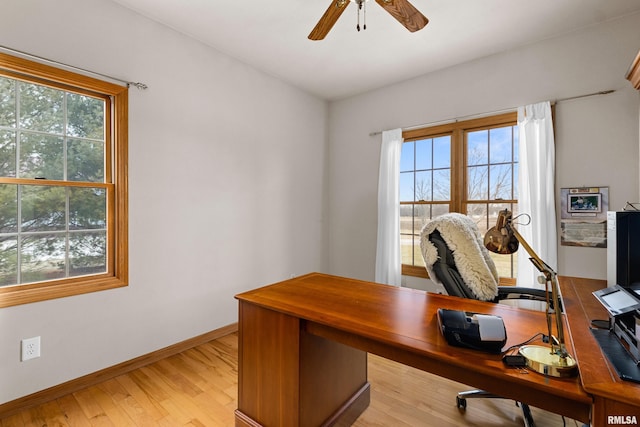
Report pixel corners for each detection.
[592,396,639,427]
[235,302,370,427]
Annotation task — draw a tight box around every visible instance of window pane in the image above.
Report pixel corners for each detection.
[490,164,513,200]
[0,184,18,233]
[21,233,66,284]
[19,132,64,180]
[19,82,64,134]
[68,138,104,182]
[400,204,415,265]
[432,204,450,218]
[67,94,104,139]
[0,236,17,286]
[0,130,16,178]
[415,171,432,201]
[433,136,451,168]
[489,127,513,164]
[399,172,414,202]
[400,141,414,172]
[467,165,488,200]
[466,204,487,229]
[401,234,414,265]
[21,186,66,232]
[400,204,414,236]
[514,163,519,199]
[0,76,16,128]
[415,139,432,170]
[467,130,488,166]
[69,187,106,229]
[69,231,106,277]
[414,204,431,235]
[433,169,450,201]
[401,203,450,266]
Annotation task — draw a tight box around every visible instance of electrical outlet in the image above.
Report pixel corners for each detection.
[21,336,41,361]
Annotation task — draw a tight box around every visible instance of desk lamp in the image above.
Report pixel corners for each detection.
[484,209,578,377]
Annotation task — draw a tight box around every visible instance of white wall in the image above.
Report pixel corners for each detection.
[0,0,328,404]
[327,13,640,284]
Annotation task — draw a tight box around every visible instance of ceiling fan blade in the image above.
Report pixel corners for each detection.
[375,0,428,33]
[309,0,351,40]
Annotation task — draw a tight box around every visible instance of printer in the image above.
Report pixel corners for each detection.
[437,308,507,354]
[592,284,640,382]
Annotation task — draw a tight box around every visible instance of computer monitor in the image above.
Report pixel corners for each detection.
[607,211,640,289]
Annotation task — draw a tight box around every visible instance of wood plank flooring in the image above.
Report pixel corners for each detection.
[1,332,580,426]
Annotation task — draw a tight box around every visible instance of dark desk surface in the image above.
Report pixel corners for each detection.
[238,272,592,422]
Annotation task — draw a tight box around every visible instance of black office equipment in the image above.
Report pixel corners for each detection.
[503,354,527,367]
[437,308,507,353]
[607,211,640,289]
[592,284,640,382]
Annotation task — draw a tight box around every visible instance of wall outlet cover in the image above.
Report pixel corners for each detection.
[21,336,41,361]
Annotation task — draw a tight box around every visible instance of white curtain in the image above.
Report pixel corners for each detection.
[375,129,403,286]
[517,102,557,290]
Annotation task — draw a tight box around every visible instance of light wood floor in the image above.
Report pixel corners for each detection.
[1,332,581,426]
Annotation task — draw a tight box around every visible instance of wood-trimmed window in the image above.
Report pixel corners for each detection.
[400,112,518,282]
[0,53,128,308]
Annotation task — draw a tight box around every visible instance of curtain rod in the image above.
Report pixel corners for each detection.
[369,89,616,137]
[0,45,148,90]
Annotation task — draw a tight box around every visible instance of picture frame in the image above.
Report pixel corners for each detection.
[567,193,602,213]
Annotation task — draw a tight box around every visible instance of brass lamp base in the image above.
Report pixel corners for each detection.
[519,345,578,378]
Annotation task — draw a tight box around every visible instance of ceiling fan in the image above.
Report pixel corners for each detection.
[309,0,428,41]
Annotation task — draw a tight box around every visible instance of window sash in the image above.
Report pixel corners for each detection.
[401,112,517,279]
[0,52,128,308]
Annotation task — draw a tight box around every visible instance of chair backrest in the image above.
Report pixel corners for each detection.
[428,229,488,300]
[420,213,499,302]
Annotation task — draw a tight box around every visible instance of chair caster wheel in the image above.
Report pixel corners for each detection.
[456,396,467,410]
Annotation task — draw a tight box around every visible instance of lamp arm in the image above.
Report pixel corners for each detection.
[509,225,552,277]
[509,225,569,359]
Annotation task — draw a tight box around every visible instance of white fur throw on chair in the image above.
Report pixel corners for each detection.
[420,213,500,301]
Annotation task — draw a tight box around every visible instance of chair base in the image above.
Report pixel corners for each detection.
[456,389,535,427]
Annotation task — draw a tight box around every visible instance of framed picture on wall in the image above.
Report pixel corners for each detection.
[567,193,602,213]
[560,187,608,248]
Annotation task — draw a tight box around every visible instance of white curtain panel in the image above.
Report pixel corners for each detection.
[375,128,403,286]
[517,101,558,293]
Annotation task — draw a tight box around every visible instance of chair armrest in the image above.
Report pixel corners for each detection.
[497,286,561,311]
[497,286,547,301]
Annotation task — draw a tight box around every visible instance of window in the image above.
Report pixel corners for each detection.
[400,113,518,280]
[0,52,128,308]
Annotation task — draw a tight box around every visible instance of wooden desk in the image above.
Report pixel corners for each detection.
[560,276,640,425]
[235,273,591,426]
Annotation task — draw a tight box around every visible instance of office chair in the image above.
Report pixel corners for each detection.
[420,213,549,427]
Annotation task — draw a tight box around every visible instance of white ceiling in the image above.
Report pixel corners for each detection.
[111,0,640,101]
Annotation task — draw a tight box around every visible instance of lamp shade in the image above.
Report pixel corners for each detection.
[484,210,519,254]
